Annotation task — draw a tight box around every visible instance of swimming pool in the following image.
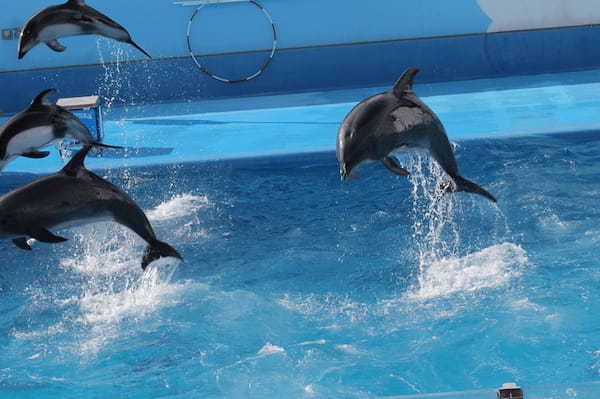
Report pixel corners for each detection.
[2,71,600,398]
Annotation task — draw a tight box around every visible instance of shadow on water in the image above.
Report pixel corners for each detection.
[129,119,340,126]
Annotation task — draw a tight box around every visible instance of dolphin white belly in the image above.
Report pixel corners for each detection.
[6,126,56,157]
[52,213,115,232]
[39,24,84,41]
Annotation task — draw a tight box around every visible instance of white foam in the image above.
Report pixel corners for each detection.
[296,339,327,346]
[509,298,545,312]
[540,213,569,230]
[147,194,209,222]
[60,224,140,276]
[277,294,370,323]
[217,342,287,373]
[70,262,196,357]
[409,243,528,300]
[257,343,286,356]
[12,322,65,340]
[335,344,366,355]
[76,262,183,326]
[45,215,197,356]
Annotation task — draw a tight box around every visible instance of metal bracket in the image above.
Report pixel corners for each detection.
[497,383,524,399]
[1,28,20,40]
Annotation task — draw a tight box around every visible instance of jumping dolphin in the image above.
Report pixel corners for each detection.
[0,88,122,171]
[18,0,151,59]
[336,67,496,202]
[0,146,182,270]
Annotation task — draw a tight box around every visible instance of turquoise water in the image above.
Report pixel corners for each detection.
[2,73,600,398]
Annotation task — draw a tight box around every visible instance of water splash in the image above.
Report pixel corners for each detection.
[95,37,153,119]
[399,151,520,299]
[12,194,204,357]
[407,242,528,300]
[147,193,210,222]
[96,38,126,114]
[57,222,184,356]
[405,153,462,272]
[147,193,211,240]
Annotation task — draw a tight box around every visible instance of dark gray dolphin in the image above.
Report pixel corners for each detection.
[336,67,496,202]
[18,0,151,59]
[0,146,182,270]
[0,89,122,171]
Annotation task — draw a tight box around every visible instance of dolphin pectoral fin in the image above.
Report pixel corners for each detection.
[441,176,497,203]
[46,39,66,53]
[12,237,32,251]
[21,151,51,159]
[381,157,410,177]
[27,227,68,244]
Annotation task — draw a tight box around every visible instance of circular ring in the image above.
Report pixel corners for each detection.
[186,0,277,83]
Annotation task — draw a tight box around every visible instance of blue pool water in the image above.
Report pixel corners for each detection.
[2,74,600,398]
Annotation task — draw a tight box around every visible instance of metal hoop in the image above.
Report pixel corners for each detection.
[185,0,277,83]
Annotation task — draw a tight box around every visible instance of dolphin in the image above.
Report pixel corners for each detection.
[0,88,122,171]
[0,146,182,270]
[336,67,496,202]
[18,0,151,59]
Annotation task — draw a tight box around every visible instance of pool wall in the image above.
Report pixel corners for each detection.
[2,0,600,112]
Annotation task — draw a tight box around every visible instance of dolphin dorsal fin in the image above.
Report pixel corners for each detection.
[61,146,92,176]
[30,89,57,107]
[392,67,420,98]
[67,0,86,5]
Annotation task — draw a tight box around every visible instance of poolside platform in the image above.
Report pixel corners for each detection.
[2,68,600,174]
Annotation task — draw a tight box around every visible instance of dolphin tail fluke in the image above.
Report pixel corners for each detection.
[13,237,32,251]
[141,240,182,271]
[129,40,152,59]
[441,175,497,203]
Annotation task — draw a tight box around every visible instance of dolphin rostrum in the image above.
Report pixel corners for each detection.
[336,67,496,202]
[0,88,122,171]
[0,146,182,270]
[18,0,151,59]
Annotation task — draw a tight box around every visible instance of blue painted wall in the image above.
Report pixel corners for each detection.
[0,0,490,71]
[1,0,600,114]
